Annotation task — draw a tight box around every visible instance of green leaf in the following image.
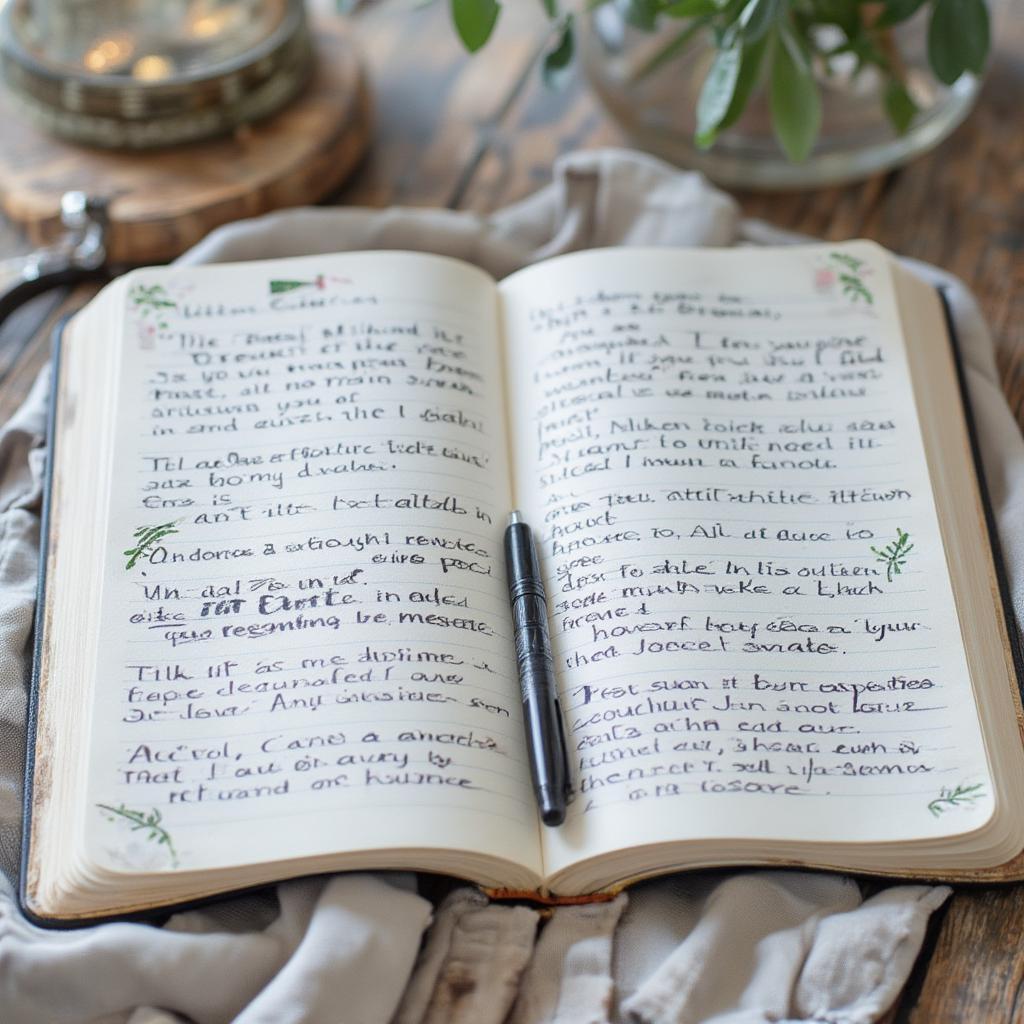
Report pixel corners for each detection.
[664,0,718,16]
[543,16,575,88]
[770,27,821,162]
[811,0,858,34]
[928,0,989,85]
[738,0,783,42]
[622,0,661,31]
[451,0,501,52]
[695,35,743,148]
[717,32,769,131]
[845,33,888,73]
[875,0,927,28]
[707,0,748,37]
[539,0,557,17]
[884,79,919,133]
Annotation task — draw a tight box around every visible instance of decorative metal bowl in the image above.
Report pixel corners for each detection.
[0,0,313,148]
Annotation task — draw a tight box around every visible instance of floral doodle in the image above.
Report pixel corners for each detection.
[815,252,874,305]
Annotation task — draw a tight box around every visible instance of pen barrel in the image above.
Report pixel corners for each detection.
[505,516,569,824]
[512,593,550,648]
[504,520,544,604]
[521,681,568,819]
[512,596,553,694]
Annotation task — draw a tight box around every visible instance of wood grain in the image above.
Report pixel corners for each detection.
[339,3,551,210]
[902,887,1024,1022]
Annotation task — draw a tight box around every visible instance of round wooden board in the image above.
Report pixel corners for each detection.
[0,20,370,265]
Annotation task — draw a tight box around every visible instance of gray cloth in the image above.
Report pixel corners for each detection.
[4,147,1015,1023]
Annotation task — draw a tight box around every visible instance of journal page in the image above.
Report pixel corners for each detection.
[499,243,995,878]
[78,251,541,879]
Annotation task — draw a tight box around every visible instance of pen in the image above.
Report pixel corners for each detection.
[504,511,570,826]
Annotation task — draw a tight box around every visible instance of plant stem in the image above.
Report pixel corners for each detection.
[862,2,908,81]
[630,16,711,83]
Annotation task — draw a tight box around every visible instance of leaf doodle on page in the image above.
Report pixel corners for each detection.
[870,527,913,583]
[124,521,181,570]
[829,251,874,305]
[129,282,177,321]
[928,783,984,818]
[97,803,179,866]
[128,281,182,348]
[814,252,874,306]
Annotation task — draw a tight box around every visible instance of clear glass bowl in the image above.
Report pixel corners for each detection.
[580,4,984,190]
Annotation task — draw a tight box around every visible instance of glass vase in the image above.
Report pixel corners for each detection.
[580,3,985,190]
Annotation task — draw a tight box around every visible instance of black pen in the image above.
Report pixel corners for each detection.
[504,511,570,826]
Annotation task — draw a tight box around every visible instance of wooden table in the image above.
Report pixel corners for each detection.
[1,1,1021,1018]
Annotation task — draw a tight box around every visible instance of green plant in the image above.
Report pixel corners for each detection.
[446,0,990,162]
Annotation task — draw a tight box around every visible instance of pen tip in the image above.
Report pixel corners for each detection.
[508,510,523,527]
[541,804,566,827]
[539,787,566,827]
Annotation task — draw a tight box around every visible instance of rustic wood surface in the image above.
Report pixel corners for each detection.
[1,1,1022,1019]
[0,22,370,264]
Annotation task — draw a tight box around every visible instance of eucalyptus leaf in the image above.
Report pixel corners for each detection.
[770,27,822,162]
[718,0,750,25]
[718,32,769,131]
[622,0,661,30]
[739,0,783,42]
[451,0,501,52]
[543,17,575,88]
[928,0,989,84]
[695,37,743,147]
[884,79,919,132]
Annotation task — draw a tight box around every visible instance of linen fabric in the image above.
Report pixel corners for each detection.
[5,147,1015,1023]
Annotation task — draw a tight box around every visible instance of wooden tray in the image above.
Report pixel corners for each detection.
[0,20,370,265]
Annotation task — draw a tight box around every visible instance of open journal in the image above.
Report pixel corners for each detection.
[23,242,1024,924]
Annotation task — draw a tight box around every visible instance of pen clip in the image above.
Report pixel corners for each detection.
[553,697,572,799]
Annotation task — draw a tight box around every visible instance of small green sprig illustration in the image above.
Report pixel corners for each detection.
[870,527,913,583]
[124,521,180,570]
[928,783,985,818]
[128,283,177,329]
[97,803,179,866]
[829,251,874,305]
[270,275,324,294]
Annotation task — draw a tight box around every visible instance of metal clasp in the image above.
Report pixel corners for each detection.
[0,192,109,331]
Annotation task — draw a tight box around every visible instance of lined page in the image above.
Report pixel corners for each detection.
[499,244,995,877]
[82,252,540,877]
